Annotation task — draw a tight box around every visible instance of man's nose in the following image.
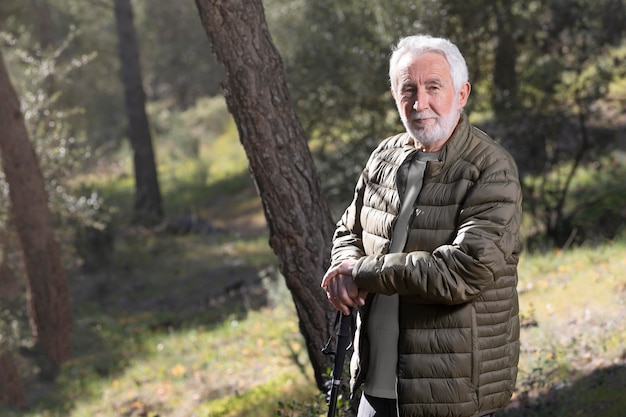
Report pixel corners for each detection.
[413,90,428,111]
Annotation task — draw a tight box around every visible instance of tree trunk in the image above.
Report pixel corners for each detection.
[0,51,72,369]
[31,0,54,50]
[113,0,164,226]
[0,351,25,408]
[492,0,518,117]
[0,241,25,409]
[194,0,337,390]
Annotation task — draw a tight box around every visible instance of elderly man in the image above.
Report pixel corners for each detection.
[322,34,522,417]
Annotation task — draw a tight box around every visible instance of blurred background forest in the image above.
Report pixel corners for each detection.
[0,0,625,416]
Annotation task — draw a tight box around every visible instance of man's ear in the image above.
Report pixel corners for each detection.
[390,87,396,100]
[458,82,471,109]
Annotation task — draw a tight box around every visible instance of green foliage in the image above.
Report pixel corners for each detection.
[3,0,124,148]
[0,29,111,356]
[518,40,626,248]
[1,29,97,222]
[146,95,251,216]
[546,153,625,243]
[4,0,623,247]
[266,0,626,246]
[134,1,223,108]
[149,95,232,162]
[2,29,112,253]
[3,0,223,149]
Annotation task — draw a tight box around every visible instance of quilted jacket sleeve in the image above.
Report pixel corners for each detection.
[330,169,368,266]
[353,151,522,305]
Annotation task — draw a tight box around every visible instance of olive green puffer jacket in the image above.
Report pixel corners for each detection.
[330,115,522,417]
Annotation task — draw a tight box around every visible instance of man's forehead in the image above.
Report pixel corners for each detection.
[397,51,451,80]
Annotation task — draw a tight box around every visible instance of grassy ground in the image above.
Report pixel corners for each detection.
[2,129,626,417]
[506,243,626,417]
[6,201,624,417]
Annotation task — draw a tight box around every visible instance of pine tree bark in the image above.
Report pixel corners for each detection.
[194,0,337,390]
[0,52,72,369]
[114,0,164,226]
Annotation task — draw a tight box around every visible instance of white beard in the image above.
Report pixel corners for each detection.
[400,107,460,147]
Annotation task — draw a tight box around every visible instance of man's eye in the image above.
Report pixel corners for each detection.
[430,82,446,91]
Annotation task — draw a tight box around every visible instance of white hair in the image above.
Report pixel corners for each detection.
[389,35,469,95]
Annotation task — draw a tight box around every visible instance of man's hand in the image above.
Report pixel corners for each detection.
[321,259,368,315]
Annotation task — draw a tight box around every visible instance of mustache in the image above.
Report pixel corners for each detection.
[410,111,438,121]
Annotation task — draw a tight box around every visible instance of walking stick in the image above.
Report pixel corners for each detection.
[323,310,353,417]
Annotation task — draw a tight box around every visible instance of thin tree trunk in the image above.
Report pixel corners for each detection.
[30,0,57,105]
[0,236,25,408]
[0,351,25,408]
[31,0,54,50]
[194,0,337,390]
[113,0,164,226]
[0,51,72,369]
[492,0,518,116]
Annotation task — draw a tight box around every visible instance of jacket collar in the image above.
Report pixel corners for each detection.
[393,114,471,182]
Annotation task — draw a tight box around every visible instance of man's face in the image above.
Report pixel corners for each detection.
[393,51,469,150]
